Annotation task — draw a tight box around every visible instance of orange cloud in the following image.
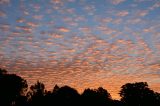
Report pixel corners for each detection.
[58,27,70,32]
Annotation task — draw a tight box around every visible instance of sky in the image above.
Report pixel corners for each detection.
[0,0,160,99]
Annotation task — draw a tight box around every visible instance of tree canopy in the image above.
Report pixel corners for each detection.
[0,68,160,106]
[0,68,28,106]
[120,82,160,106]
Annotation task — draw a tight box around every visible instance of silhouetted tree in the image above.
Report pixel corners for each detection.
[120,82,160,106]
[42,84,60,106]
[0,68,7,75]
[27,81,46,106]
[53,85,80,106]
[52,84,60,93]
[14,96,28,106]
[154,92,160,105]
[1,68,160,106]
[43,90,53,106]
[81,87,112,106]
[111,100,124,106]
[0,69,28,106]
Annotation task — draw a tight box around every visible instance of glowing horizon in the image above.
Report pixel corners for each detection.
[0,0,160,99]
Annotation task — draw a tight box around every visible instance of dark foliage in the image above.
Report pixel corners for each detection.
[0,68,28,106]
[0,68,160,106]
[120,82,160,106]
[81,87,112,106]
[27,81,46,106]
[52,85,80,106]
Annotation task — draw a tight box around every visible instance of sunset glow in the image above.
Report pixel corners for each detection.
[0,0,160,99]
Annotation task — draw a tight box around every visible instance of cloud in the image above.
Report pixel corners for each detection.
[27,22,39,28]
[57,27,70,32]
[33,15,43,20]
[110,0,126,5]
[97,26,116,34]
[112,18,122,24]
[0,0,10,4]
[127,18,142,24]
[98,17,113,23]
[134,0,152,2]
[79,27,92,33]
[11,31,21,35]
[16,18,26,23]
[0,24,10,32]
[51,0,62,4]
[149,2,160,10]
[0,11,6,17]
[48,32,63,38]
[116,10,129,17]
[16,26,33,33]
[136,10,149,17]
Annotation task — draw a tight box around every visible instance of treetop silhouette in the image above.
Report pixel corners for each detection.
[120,82,160,106]
[0,68,28,106]
[0,68,160,106]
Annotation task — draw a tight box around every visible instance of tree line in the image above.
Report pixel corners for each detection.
[0,68,160,106]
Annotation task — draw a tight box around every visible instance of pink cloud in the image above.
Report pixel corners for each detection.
[116,10,129,17]
[0,11,6,17]
[136,10,149,17]
[0,0,10,4]
[33,15,43,20]
[110,0,126,5]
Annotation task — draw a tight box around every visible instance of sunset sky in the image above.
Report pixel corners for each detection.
[0,0,160,99]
